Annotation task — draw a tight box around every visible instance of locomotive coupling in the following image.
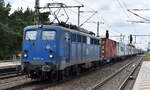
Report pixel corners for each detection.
[16,65,22,72]
[42,65,51,72]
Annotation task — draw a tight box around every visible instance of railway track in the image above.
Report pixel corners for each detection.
[0,56,143,90]
[0,68,28,89]
[0,78,31,90]
[0,65,22,80]
[117,57,142,90]
[0,75,31,90]
[89,56,143,90]
[0,72,23,80]
[0,66,18,74]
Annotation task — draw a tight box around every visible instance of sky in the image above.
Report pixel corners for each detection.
[4,0,150,50]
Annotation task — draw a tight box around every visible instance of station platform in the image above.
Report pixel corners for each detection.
[0,61,20,69]
[133,61,150,90]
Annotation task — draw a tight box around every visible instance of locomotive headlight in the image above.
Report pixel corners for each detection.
[49,54,53,58]
[24,54,27,57]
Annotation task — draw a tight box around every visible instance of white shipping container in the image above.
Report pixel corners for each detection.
[117,42,126,56]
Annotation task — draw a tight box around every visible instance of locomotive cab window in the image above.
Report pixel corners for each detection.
[42,31,56,40]
[25,31,37,40]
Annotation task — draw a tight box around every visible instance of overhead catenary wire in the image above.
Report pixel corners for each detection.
[129,9,150,11]
[115,0,129,18]
[50,0,98,26]
[118,0,141,40]
[72,0,96,12]
[114,0,146,43]
[9,1,132,35]
[100,15,122,35]
[98,0,129,36]
[120,0,128,10]
[64,0,97,27]
[128,9,150,22]
[99,13,123,36]
[71,0,122,35]
[49,0,81,23]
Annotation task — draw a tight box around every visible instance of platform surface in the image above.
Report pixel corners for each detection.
[0,61,20,69]
[133,61,150,90]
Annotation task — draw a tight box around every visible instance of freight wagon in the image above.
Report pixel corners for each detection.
[101,38,142,63]
[101,38,117,63]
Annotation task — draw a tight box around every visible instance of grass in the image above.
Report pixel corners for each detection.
[144,54,150,61]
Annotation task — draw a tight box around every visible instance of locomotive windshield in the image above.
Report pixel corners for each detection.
[25,31,37,40]
[42,31,56,40]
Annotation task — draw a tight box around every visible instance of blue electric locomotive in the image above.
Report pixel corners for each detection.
[21,24,100,79]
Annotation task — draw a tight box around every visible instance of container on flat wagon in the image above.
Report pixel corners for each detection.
[126,45,129,55]
[101,38,117,59]
[127,44,135,55]
[116,42,126,56]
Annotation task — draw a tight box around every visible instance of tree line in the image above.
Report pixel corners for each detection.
[0,0,35,60]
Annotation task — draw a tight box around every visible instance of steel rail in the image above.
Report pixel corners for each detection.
[0,72,23,80]
[88,56,142,90]
[117,57,143,90]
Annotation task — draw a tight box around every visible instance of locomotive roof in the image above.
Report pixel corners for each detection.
[24,25,99,39]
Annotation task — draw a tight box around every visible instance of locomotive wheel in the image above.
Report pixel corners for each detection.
[72,65,81,76]
[50,71,59,82]
[76,66,81,76]
[64,68,71,78]
[59,70,65,81]
[50,70,65,81]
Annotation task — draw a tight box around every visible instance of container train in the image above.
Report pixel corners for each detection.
[101,38,142,63]
[21,23,143,80]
